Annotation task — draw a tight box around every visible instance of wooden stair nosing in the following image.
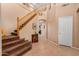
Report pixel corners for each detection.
[6,42,32,55]
[19,14,37,30]
[3,41,30,53]
[2,36,19,43]
[2,36,19,40]
[10,44,32,56]
[2,52,9,56]
[2,39,25,47]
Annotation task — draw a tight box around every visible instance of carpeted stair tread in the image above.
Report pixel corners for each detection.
[2,52,9,56]
[2,35,19,43]
[10,44,32,56]
[2,35,19,40]
[2,39,25,47]
[3,41,30,53]
[2,35,32,56]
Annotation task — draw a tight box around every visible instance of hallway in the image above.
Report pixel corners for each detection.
[23,39,79,56]
[1,3,79,56]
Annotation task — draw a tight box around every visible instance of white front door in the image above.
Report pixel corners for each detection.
[58,16,73,47]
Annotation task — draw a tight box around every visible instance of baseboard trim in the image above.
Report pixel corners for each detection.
[71,47,79,51]
[47,40,58,46]
[58,44,79,51]
[47,40,79,51]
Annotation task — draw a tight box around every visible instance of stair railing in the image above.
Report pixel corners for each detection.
[16,10,37,36]
[16,4,49,36]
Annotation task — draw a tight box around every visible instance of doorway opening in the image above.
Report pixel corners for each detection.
[38,19,46,40]
[34,19,47,40]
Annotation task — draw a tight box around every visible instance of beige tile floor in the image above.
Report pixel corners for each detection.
[23,39,79,56]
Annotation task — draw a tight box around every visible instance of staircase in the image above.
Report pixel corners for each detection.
[11,10,37,36]
[1,4,49,56]
[2,35,32,56]
[2,8,37,56]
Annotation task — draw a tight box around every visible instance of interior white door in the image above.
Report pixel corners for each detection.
[58,16,73,47]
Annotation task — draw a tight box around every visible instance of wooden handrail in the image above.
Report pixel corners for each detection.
[19,13,37,30]
[16,4,48,36]
[19,10,36,27]
[19,10,36,21]
[16,10,37,36]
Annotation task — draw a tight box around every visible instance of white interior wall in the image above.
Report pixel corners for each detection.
[20,6,48,41]
[1,3,48,41]
[56,4,79,48]
[1,3,29,35]
[1,3,79,48]
[47,3,79,46]
[19,15,39,41]
[47,4,58,43]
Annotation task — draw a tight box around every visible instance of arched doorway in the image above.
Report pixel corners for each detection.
[37,19,46,40]
[32,19,47,41]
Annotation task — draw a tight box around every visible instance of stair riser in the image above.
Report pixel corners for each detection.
[2,35,32,56]
[2,52,9,56]
[2,37,19,43]
[6,43,32,55]
[2,40,25,50]
[2,44,32,56]
[11,32,17,36]
[17,45,32,56]
[11,44,32,56]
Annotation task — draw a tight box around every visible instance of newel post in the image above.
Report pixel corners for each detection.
[17,17,19,36]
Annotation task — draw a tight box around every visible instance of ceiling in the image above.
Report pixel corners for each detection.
[23,3,48,9]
